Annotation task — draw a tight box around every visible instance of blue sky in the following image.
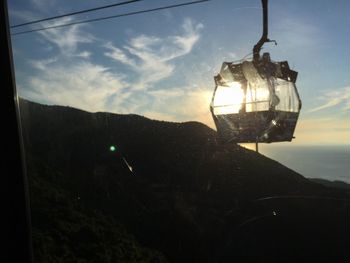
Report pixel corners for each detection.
[9,0,350,146]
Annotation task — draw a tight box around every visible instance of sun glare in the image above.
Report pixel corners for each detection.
[212,82,244,115]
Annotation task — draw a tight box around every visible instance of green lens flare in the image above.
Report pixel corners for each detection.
[109,145,116,152]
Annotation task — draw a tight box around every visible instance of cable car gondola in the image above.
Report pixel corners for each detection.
[210,0,301,147]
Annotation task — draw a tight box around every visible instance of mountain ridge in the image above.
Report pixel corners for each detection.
[19,99,350,262]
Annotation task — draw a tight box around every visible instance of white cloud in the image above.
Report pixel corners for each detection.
[20,18,211,125]
[102,18,213,124]
[105,18,203,90]
[76,51,92,59]
[104,42,136,68]
[309,86,350,112]
[29,57,58,70]
[171,18,203,57]
[21,61,126,113]
[38,17,95,55]
[146,87,214,127]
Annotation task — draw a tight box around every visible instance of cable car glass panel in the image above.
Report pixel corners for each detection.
[245,80,271,112]
[274,78,300,112]
[212,82,244,115]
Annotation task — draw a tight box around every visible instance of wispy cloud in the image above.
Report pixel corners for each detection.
[10,5,94,56]
[29,57,58,70]
[145,86,213,126]
[38,17,95,55]
[104,42,137,68]
[309,86,350,112]
[105,18,203,90]
[19,17,211,125]
[21,61,126,112]
[102,18,213,124]
[75,51,92,59]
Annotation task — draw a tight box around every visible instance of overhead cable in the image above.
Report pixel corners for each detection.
[11,0,144,28]
[11,0,211,36]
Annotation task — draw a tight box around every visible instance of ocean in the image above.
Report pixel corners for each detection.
[258,144,350,183]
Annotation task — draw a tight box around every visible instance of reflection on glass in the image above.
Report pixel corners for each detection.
[212,82,244,115]
[245,80,271,112]
[274,78,300,112]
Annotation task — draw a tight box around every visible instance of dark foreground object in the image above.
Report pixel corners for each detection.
[19,100,350,262]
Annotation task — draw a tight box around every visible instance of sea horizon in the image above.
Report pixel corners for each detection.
[258,144,350,184]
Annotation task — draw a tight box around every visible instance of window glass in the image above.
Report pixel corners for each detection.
[274,78,300,112]
[245,80,271,111]
[7,0,350,262]
[212,82,243,114]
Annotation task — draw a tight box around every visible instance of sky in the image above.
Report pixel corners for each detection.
[8,0,350,171]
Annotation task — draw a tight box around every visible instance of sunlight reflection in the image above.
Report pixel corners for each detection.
[239,143,256,151]
[212,82,244,115]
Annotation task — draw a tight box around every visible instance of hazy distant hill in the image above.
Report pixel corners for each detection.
[19,99,350,262]
[310,178,350,190]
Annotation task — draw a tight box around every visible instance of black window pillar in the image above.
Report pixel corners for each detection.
[1,0,33,262]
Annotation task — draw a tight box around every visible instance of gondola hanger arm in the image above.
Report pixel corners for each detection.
[253,0,277,63]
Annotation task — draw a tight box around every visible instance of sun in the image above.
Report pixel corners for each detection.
[212,81,245,115]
